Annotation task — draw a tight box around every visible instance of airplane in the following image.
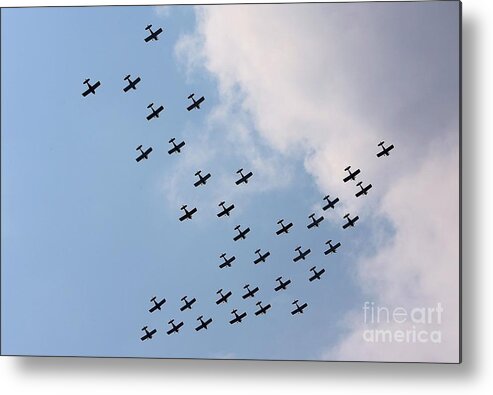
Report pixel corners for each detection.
[186,93,205,111]
[309,266,326,282]
[324,239,341,255]
[355,181,373,198]
[168,138,185,155]
[322,195,340,211]
[135,145,153,162]
[307,213,324,229]
[254,301,272,316]
[215,289,232,305]
[148,296,166,313]
[219,253,236,269]
[193,170,211,187]
[146,102,165,121]
[242,284,260,299]
[144,24,163,42]
[195,315,213,331]
[123,75,141,92]
[342,213,360,229]
[179,295,197,311]
[166,319,184,335]
[81,78,101,97]
[229,309,247,325]
[179,205,198,221]
[343,165,361,182]
[276,219,293,235]
[140,326,157,341]
[235,168,253,185]
[293,246,311,262]
[233,225,251,241]
[274,276,291,292]
[253,249,271,264]
[376,141,395,157]
[217,201,235,217]
[291,300,308,315]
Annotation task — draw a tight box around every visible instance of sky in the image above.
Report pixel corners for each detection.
[1,2,460,362]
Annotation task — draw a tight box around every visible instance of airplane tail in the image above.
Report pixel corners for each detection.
[124,74,131,80]
[145,24,152,30]
[187,93,195,99]
[216,289,223,294]
[292,300,299,305]
[147,103,154,109]
[275,276,282,282]
[169,138,175,143]
[234,225,241,230]
[344,213,350,219]
[344,165,351,171]
[256,301,262,306]
[277,219,284,224]
[310,266,316,271]
[323,195,330,201]
[150,296,156,302]
[219,201,225,206]
[326,239,332,244]
[195,170,201,176]
[220,253,226,258]
[83,78,90,84]
[295,246,301,251]
[197,315,203,321]
[243,284,250,289]
[356,181,362,186]
[254,249,260,254]
[136,145,143,151]
[180,296,187,301]
[180,204,187,210]
[142,326,148,331]
[378,141,385,146]
[231,309,237,314]
[168,319,174,324]
[236,168,243,174]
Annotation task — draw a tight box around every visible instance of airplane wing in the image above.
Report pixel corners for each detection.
[376,150,385,158]
[144,34,153,42]
[195,324,205,331]
[146,113,155,121]
[92,81,101,90]
[307,222,315,229]
[195,97,205,106]
[189,208,197,216]
[253,258,261,265]
[123,83,132,93]
[217,210,226,218]
[293,255,301,262]
[342,222,350,229]
[166,328,175,335]
[309,274,317,282]
[179,214,188,222]
[176,322,184,330]
[229,317,239,324]
[134,77,141,86]
[154,28,163,37]
[82,88,91,97]
[177,142,185,150]
[168,147,178,155]
[275,229,284,235]
[193,180,202,187]
[235,178,243,185]
[186,103,197,111]
[156,106,164,115]
[149,305,158,313]
[343,175,352,182]
[136,154,145,162]
[233,235,241,241]
[355,190,364,198]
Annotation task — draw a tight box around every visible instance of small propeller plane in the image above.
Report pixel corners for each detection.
[343,165,361,182]
[355,181,373,197]
[123,74,141,92]
[168,138,185,155]
[166,319,184,335]
[144,24,163,42]
[81,78,101,97]
[233,225,251,241]
[186,93,205,111]
[140,326,157,341]
[309,266,326,282]
[242,284,260,299]
[229,309,247,325]
[135,145,153,162]
[291,300,308,315]
[254,301,272,316]
[217,201,235,217]
[307,213,324,229]
[148,296,166,313]
[179,205,198,221]
[376,141,395,157]
[276,219,293,235]
[253,249,271,265]
[215,289,232,305]
[193,170,211,187]
[146,102,165,121]
[293,246,311,262]
[322,195,340,211]
[324,239,341,255]
[179,295,197,311]
[342,213,359,229]
[274,276,292,292]
[195,315,213,331]
[235,168,253,185]
[219,253,236,269]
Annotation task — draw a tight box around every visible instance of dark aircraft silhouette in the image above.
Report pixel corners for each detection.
[186,93,205,111]
[235,168,253,185]
[343,165,361,182]
[253,249,271,264]
[219,253,236,269]
[274,276,291,292]
[148,296,166,313]
[307,213,324,229]
[355,181,373,197]
[195,315,213,331]
[342,213,359,229]
[144,24,163,42]
[135,145,153,162]
[293,246,311,262]
[291,300,308,315]
[322,195,340,211]
[233,225,250,241]
[193,170,211,187]
[217,201,235,217]
[309,266,326,282]
[276,219,293,235]
[123,74,141,92]
[168,138,185,155]
[324,239,341,255]
[254,301,272,316]
[376,141,395,157]
[140,326,157,341]
[215,289,232,305]
[179,204,197,221]
[229,309,247,325]
[146,102,165,121]
[166,319,184,335]
[242,284,260,299]
[81,78,101,97]
[179,295,197,311]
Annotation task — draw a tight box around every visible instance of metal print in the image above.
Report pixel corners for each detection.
[0,1,461,362]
